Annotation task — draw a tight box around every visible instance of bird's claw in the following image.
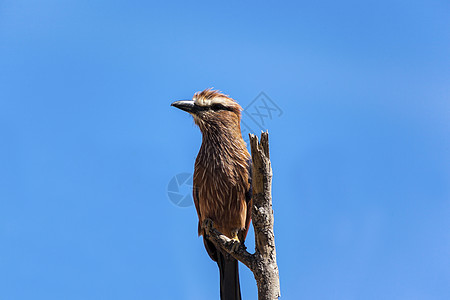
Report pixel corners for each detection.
[230,239,240,252]
[229,232,241,252]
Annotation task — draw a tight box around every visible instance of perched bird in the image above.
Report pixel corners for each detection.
[171,89,252,300]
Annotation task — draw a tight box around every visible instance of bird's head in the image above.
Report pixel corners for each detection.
[171,88,243,132]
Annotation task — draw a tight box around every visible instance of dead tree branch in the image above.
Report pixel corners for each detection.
[202,131,281,300]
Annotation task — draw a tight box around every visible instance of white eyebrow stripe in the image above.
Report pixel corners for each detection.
[194,96,230,107]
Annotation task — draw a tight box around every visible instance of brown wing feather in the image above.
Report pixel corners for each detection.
[193,186,202,236]
[239,157,253,242]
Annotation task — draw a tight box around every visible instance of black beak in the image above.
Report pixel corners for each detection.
[171,100,196,113]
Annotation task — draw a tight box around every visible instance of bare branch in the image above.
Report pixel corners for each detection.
[202,219,255,270]
[249,132,280,300]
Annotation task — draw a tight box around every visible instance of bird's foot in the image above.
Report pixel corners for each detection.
[230,233,240,243]
[230,239,240,252]
[230,230,241,252]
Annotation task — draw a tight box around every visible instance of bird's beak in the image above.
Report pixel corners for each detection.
[171,100,196,113]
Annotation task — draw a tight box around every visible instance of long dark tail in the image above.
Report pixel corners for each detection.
[203,237,242,300]
[217,251,241,300]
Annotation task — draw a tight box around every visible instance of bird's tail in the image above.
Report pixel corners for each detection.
[217,251,242,300]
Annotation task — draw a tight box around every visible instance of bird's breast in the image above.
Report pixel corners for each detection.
[194,160,249,238]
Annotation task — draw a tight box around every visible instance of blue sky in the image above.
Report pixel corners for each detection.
[0,0,449,299]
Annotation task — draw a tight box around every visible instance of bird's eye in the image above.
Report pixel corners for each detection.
[211,104,225,111]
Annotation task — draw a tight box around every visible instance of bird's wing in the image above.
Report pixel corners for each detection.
[193,186,202,236]
[240,157,253,242]
[195,184,221,262]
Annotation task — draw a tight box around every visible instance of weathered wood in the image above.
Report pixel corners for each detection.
[202,131,281,300]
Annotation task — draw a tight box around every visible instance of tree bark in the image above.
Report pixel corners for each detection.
[203,131,281,300]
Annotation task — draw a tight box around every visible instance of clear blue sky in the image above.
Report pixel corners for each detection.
[0,1,449,299]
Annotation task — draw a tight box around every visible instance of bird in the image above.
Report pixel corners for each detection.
[171,88,252,300]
